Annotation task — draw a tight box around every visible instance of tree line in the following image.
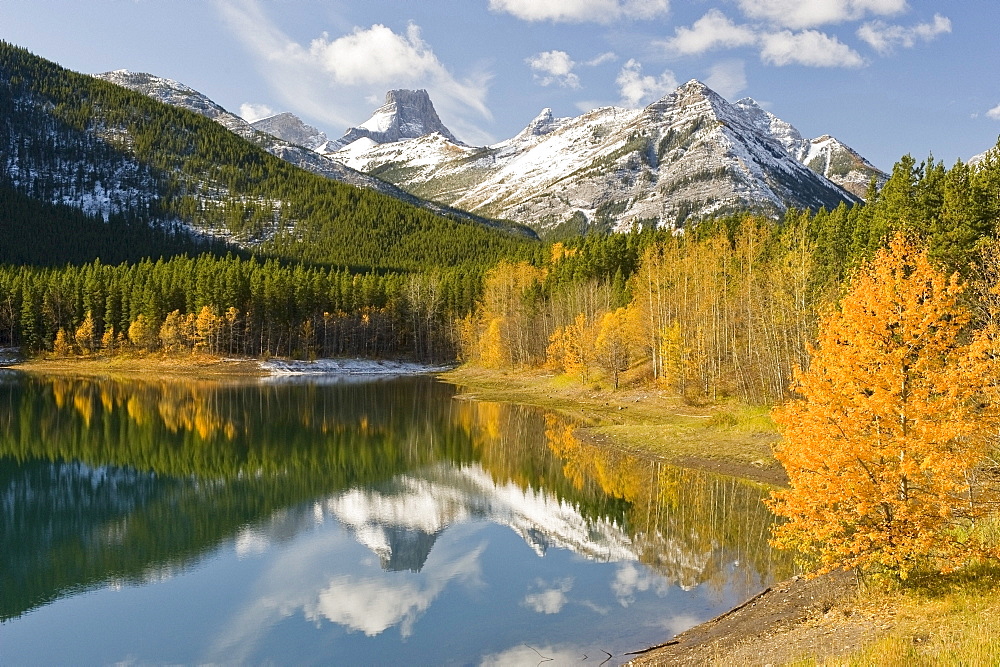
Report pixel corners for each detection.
[0,254,485,361]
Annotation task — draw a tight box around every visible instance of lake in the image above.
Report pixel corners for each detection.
[0,371,791,665]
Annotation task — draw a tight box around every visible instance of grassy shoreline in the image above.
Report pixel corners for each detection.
[8,353,269,380]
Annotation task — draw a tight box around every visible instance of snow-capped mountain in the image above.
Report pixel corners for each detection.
[332,81,886,235]
[93,71,527,234]
[93,69,883,237]
[330,89,462,152]
[970,144,999,166]
[733,97,885,198]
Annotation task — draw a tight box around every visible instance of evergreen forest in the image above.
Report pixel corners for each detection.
[1,144,998,382]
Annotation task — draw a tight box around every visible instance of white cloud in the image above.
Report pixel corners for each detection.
[586,51,618,67]
[611,562,670,607]
[736,0,907,30]
[857,13,951,54]
[239,103,275,123]
[987,104,1000,121]
[760,30,866,67]
[214,0,492,141]
[523,578,574,614]
[661,9,757,55]
[526,50,581,88]
[306,23,491,119]
[489,0,669,23]
[705,60,748,99]
[616,59,678,107]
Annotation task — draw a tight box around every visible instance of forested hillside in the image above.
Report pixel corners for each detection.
[456,146,1000,401]
[0,41,534,272]
[2,38,998,373]
[3,146,996,368]
[0,185,233,265]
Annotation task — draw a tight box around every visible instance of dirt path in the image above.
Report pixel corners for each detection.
[626,569,894,665]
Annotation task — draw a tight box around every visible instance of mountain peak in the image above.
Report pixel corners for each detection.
[640,78,729,123]
[336,88,461,147]
[507,107,566,144]
[251,112,328,151]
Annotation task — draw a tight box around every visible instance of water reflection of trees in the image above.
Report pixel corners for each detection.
[544,415,796,594]
[0,374,790,621]
[0,374,479,620]
[1,374,475,483]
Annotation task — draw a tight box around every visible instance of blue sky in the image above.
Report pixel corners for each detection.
[1,0,997,170]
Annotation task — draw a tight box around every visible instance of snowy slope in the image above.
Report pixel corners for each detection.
[333,81,874,235]
[92,71,527,234]
[733,97,885,197]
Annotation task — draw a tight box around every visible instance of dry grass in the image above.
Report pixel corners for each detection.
[795,562,1000,667]
[11,352,267,380]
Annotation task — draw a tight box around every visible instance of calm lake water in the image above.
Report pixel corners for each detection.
[0,371,791,665]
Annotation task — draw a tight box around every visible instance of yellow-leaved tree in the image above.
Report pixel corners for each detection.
[768,234,1000,578]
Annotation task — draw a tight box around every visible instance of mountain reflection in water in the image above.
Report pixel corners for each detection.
[0,372,792,664]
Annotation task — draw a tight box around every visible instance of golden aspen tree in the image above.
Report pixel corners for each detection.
[100,328,116,354]
[128,314,158,351]
[769,234,1000,578]
[478,261,547,367]
[454,312,479,363]
[561,318,587,379]
[595,307,631,389]
[159,310,186,352]
[74,311,96,355]
[658,322,686,392]
[194,305,219,353]
[52,328,73,357]
[544,325,569,372]
[479,318,506,369]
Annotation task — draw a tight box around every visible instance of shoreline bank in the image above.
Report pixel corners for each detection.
[6,354,453,381]
[440,365,787,487]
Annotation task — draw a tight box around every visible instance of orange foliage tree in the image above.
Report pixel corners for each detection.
[768,234,1000,578]
[595,307,631,389]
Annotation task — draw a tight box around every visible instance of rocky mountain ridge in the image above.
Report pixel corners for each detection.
[326,81,885,236]
[93,70,523,234]
[329,89,462,151]
[95,67,887,237]
[322,81,885,236]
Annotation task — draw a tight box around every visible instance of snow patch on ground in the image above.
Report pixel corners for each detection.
[0,348,22,366]
[260,358,454,377]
